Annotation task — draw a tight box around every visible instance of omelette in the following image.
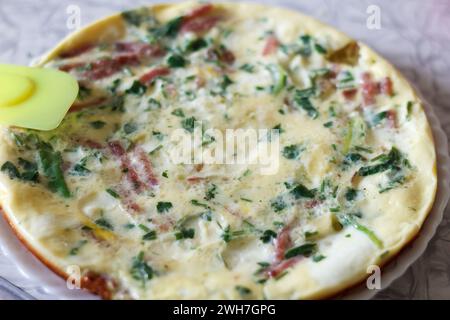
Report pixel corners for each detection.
[0,1,437,299]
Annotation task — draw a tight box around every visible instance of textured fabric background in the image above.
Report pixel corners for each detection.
[0,0,449,299]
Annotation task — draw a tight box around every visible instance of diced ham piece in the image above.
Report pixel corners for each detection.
[207,47,235,65]
[75,138,104,150]
[60,44,94,58]
[266,257,301,278]
[304,199,321,209]
[139,67,170,85]
[69,96,108,113]
[81,271,115,300]
[262,36,279,56]
[274,227,292,262]
[108,141,144,193]
[184,3,214,20]
[59,62,84,72]
[361,72,380,106]
[134,147,159,187]
[85,55,140,80]
[116,185,142,213]
[386,109,397,128]
[342,88,358,100]
[180,4,221,33]
[380,77,394,96]
[115,42,165,58]
[186,176,207,184]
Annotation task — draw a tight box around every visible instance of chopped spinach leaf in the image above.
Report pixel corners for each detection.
[181,116,197,133]
[37,142,70,198]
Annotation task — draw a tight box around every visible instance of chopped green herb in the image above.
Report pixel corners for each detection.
[171,108,185,117]
[148,98,161,110]
[345,188,358,201]
[284,243,317,259]
[167,54,187,68]
[204,184,217,201]
[181,116,197,133]
[123,122,138,134]
[282,144,302,160]
[372,111,388,126]
[358,147,402,177]
[90,121,106,129]
[406,101,413,120]
[219,75,233,93]
[69,240,88,256]
[235,285,252,297]
[191,199,209,209]
[314,43,327,54]
[312,254,326,262]
[122,9,150,26]
[296,87,316,99]
[142,230,157,241]
[298,34,312,57]
[1,161,21,180]
[95,218,114,231]
[260,230,277,243]
[240,63,255,73]
[175,228,195,240]
[125,80,147,96]
[70,163,91,176]
[222,226,246,243]
[337,213,383,248]
[271,196,287,212]
[154,16,183,38]
[294,95,319,119]
[268,64,287,95]
[186,38,208,52]
[106,188,120,199]
[157,201,173,213]
[108,79,121,94]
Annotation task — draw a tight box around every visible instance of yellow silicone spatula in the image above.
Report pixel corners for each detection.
[0,64,79,131]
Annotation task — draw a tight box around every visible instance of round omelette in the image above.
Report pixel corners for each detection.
[0,1,437,299]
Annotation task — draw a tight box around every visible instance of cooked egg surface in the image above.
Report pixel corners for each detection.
[0,2,436,299]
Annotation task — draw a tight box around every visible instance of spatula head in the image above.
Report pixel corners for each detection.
[0,64,78,131]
